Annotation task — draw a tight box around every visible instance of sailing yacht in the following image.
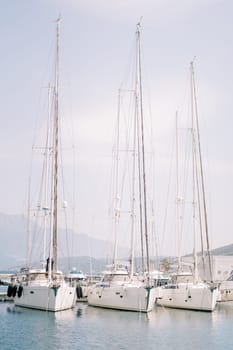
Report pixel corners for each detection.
[87,23,157,312]
[157,62,219,312]
[157,271,218,311]
[13,18,76,311]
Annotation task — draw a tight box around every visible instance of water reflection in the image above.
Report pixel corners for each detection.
[215,301,233,319]
[7,303,77,322]
[2,300,233,349]
[77,307,83,318]
[6,305,23,314]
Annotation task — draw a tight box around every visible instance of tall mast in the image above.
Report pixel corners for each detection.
[129,72,138,279]
[190,61,198,283]
[135,22,145,274]
[112,89,121,270]
[53,17,60,273]
[26,179,32,269]
[175,112,182,272]
[137,23,150,278]
[192,63,213,281]
[137,96,145,273]
[42,83,52,265]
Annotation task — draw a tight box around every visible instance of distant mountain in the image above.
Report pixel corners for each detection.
[0,212,129,270]
[211,244,233,256]
[1,212,232,271]
[183,244,233,260]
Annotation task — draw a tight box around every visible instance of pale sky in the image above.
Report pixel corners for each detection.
[0,0,233,257]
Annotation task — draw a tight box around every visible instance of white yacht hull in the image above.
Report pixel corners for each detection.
[156,283,218,311]
[14,284,76,312]
[88,284,156,312]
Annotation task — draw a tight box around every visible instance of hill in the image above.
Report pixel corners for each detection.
[0,212,129,270]
[211,244,233,256]
[1,212,233,272]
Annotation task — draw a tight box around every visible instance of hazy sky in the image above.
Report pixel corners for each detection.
[0,0,233,256]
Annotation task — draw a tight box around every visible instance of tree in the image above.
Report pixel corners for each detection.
[161,258,170,271]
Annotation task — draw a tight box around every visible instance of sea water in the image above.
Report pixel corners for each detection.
[0,301,233,350]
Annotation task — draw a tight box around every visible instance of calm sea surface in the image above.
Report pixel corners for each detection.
[1,301,233,350]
